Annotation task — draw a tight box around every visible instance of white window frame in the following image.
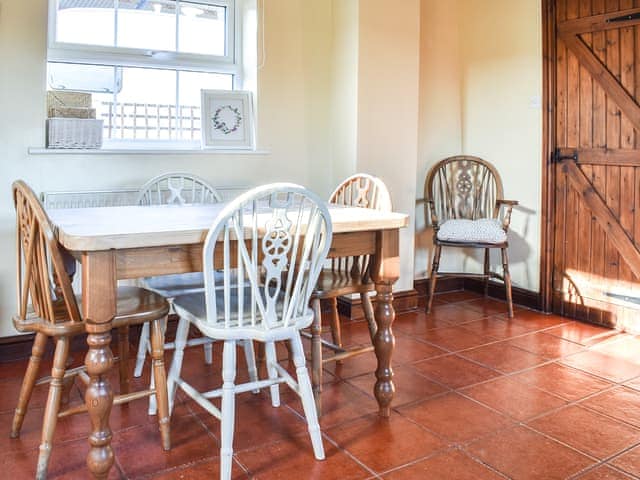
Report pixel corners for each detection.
[47,0,243,81]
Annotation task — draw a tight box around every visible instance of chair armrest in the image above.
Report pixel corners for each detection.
[426,199,440,231]
[495,199,518,231]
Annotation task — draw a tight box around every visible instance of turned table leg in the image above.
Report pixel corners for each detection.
[82,251,117,479]
[371,229,400,418]
[373,283,396,417]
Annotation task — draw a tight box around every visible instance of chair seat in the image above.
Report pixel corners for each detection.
[14,286,169,336]
[312,269,375,298]
[436,218,507,244]
[143,272,206,297]
[173,290,312,342]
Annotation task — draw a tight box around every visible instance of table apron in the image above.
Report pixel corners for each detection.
[115,230,379,280]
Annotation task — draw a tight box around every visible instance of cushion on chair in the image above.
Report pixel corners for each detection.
[436,218,507,244]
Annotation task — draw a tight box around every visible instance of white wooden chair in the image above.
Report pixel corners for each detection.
[309,173,392,414]
[134,172,223,378]
[167,183,331,480]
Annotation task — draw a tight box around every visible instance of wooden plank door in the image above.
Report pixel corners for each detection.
[551,0,640,331]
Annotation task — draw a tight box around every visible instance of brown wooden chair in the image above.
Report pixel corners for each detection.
[309,173,392,414]
[10,180,172,480]
[424,155,518,317]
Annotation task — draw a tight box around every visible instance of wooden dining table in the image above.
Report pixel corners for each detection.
[47,202,409,479]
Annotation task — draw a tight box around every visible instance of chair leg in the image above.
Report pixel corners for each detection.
[11,332,48,438]
[483,248,491,297]
[203,340,213,365]
[426,245,442,313]
[501,248,514,318]
[264,341,280,407]
[242,340,259,393]
[360,292,377,342]
[149,318,171,451]
[310,298,323,415]
[36,336,70,480]
[134,322,150,378]
[220,340,237,480]
[290,333,325,460]
[329,297,342,349]
[167,316,190,414]
[118,326,130,395]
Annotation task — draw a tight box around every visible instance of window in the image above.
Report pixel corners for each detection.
[47,0,244,145]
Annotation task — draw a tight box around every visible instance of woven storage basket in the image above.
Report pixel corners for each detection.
[47,118,103,149]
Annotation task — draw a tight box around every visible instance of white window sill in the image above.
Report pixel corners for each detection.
[29,147,270,155]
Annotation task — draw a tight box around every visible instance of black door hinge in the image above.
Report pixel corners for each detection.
[552,148,578,164]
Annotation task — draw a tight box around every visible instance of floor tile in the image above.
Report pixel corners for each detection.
[459,342,546,374]
[528,405,640,459]
[462,298,515,317]
[114,414,217,478]
[497,309,569,331]
[412,354,500,389]
[513,363,613,401]
[418,326,494,352]
[462,376,566,421]
[579,386,640,429]
[289,380,378,428]
[381,448,504,479]
[152,457,249,480]
[391,335,446,365]
[508,331,585,359]
[610,444,640,478]
[574,464,637,479]
[398,392,513,444]
[0,437,126,480]
[393,306,485,335]
[544,322,621,346]
[324,353,378,380]
[433,290,483,304]
[561,350,640,383]
[325,413,445,473]
[462,317,533,340]
[237,435,372,479]
[593,336,640,365]
[347,364,447,408]
[465,425,595,480]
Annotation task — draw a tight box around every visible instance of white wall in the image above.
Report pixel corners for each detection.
[415,0,543,292]
[0,0,336,337]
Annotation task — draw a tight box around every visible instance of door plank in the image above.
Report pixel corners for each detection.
[563,160,640,278]
[558,6,640,35]
[560,33,640,133]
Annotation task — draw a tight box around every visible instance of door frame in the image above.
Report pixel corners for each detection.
[540,0,556,313]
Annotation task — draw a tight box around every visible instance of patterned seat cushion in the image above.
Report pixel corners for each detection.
[436,218,507,244]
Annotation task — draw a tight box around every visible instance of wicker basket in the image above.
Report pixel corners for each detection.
[47,118,103,149]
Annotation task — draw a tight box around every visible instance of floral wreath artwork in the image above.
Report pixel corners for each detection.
[201,90,254,149]
[212,105,242,135]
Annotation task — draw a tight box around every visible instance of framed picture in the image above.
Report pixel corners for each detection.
[201,90,255,149]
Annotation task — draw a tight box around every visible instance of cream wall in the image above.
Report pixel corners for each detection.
[415,0,464,278]
[415,0,543,292]
[357,0,421,292]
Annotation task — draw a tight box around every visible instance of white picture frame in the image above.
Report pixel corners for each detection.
[201,89,255,150]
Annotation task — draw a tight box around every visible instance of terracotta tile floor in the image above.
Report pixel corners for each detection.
[2,291,640,479]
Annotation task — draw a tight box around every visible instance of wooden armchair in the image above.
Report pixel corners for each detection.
[424,156,518,317]
[10,180,171,479]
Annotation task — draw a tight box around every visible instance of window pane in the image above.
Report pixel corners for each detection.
[177,71,233,140]
[178,3,227,56]
[56,1,228,57]
[56,0,116,47]
[48,63,122,93]
[117,0,177,52]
